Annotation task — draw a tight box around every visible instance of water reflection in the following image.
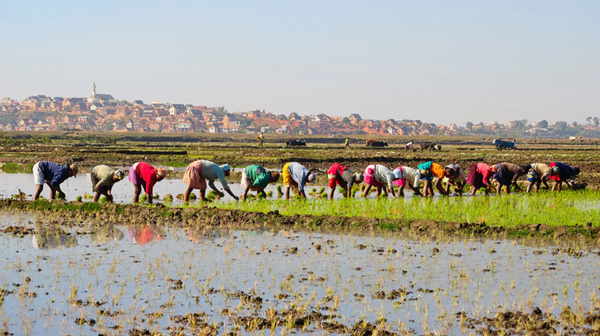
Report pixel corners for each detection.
[127,225,164,245]
[32,223,77,250]
[90,224,125,244]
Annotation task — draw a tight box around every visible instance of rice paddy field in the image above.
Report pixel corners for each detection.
[0,132,599,335]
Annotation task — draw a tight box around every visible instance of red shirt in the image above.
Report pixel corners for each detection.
[135,162,158,195]
[476,163,493,185]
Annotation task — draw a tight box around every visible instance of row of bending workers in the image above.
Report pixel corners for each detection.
[31,159,581,202]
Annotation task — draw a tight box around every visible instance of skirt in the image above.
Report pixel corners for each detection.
[466,164,485,189]
[183,161,207,190]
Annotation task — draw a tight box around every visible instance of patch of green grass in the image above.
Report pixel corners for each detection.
[159,160,189,168]
[1,163,34,173]
[379,222,399,230]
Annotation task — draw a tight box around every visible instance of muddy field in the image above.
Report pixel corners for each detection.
[1,203,600,335]
[1,132,599,187]
[0,133,599,335]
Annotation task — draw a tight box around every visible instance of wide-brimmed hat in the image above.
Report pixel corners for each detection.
[220,164,231,172]
[354,173,364,183]
[157,167,167,178]
[68,164,78,177]
[307,173,316,182]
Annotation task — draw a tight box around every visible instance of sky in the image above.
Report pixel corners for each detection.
[1,0,599,126]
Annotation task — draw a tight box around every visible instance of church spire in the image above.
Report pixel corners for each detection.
[91,82,97,99]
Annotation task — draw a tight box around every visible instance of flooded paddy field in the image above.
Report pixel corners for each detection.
[2,209,600,335]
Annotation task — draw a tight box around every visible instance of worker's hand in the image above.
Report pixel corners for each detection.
[233,196,239,201]
[58,191,66,200]
[217,191,225,198]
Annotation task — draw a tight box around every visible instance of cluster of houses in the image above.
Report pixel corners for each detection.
[1,85,597,137]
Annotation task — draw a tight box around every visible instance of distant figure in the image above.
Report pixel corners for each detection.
[327,163,363,199]
[392,166,422,197]
[492,163,527,194]
[404,141,413,151]
[526,163,551,193]
[548,162,580,192]
[257,132,264,147]
[183,160,238,202]
[466,163,496,196]
[240,164,280,200]
[344,137,350,149]
[129,161,167,205]
[90,165,125,202]
[282,162,316,199]
[32,161,78,201]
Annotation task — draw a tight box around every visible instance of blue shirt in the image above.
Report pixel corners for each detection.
[38,161,69,188]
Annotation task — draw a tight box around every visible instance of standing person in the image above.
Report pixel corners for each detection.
[327,163,363,199]
[240,164,280,200]
[417,161,449,197]
[392,166,422,197]
[129,161,167,205]
[282,162,316,199]
[32,161,78,201]
[493,163,528,194]
[526,163,551,193]
[442,164,466,195]
[183,160,238,202]
[344,137,350,149]
[257,132,264,147]
[466,162,496,196]
[549,162,580,192]
[90,165,125,202]
[362,164,401,198]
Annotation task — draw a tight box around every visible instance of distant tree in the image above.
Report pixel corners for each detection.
[572,121,578,127]
[466,121,474,130]
[342,117,350,124]
[594,117,600,128]
[538,120,548,128]
[554,121,568,133]
[587,116,593,126]
[477,122,484,128]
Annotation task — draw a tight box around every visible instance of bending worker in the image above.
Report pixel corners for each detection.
[443,164,466,195]
[327,163,363,199]
[183,160,238,202]
[392,166,422,197]
[282,162,316,199]
[129,161,167,205]
[91,165,125,202]
[525,163,551,193]
[492,163,528,194]
[240,164,280,200]
[32,161,78,201]
[417,161,450,197]
[362,164,402,198]
[549,162,580,192]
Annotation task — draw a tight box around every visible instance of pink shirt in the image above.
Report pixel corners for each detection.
[135,162,158,195]
[476,163,493,185]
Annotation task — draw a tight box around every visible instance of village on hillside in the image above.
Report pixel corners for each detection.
[1,84,599,138]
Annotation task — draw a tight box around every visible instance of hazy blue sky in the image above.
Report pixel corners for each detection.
[1,0,598,125]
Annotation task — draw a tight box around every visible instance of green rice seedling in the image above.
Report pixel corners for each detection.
[83,193,94,200]
[266,191,273,198]
[163,194,174,202]
[76,196,83,202]
[277,185,284,198]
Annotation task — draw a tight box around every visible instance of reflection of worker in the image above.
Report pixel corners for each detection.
[183,160,239,202]
[32,161,78,201]
[32,224,78,250]
[327,163,362,199]
[549,162,580,192]
[282,162,316,199]
[91,224,125,244]
[128,226,164,245]
[91,165,125,202]
[129,162,167,205]
[240,164,280,200]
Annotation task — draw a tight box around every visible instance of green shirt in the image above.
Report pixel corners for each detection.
[92,165,117,189]
[245,165,271,189]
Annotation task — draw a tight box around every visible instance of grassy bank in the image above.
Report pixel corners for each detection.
[211,190,600,227]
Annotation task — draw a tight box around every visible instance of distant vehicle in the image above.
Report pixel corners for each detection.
[366,139,388,147]
[285,139,306,147]
[418,142,442,151]
[492,139,516,150]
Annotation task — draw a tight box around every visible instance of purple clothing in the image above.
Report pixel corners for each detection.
[37,161,69,188]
